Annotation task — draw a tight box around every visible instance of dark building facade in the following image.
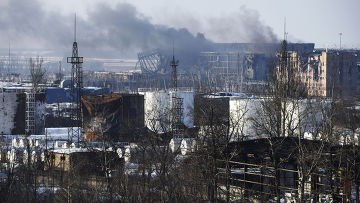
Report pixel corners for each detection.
[81,93,144,142]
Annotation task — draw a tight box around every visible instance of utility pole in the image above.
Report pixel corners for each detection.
[237,53,243,92]
[8,42,10,82]
[283,17,288,41]
[58,61,62,81]
[339,33,342,50]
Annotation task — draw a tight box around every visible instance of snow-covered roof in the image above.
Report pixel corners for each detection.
[83,87,102,90]
[205,92,249,98]
[51,148,89,154]
[1,128,80,141]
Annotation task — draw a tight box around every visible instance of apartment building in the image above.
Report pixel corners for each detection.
[280,51,358,97]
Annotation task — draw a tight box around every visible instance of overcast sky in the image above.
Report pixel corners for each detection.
[0,0,359,57]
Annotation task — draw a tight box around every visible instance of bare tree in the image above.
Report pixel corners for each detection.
[29,56,46,91]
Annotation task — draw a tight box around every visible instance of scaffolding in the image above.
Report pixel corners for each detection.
[171,93,184,138]
[25,92,36,134]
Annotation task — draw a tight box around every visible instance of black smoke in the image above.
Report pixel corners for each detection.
[0,0,278,65]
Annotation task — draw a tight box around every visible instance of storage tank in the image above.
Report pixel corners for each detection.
[180,138,197,155]
[169,138,183,153]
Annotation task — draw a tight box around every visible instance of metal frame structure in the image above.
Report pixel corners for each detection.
[25,92,36,134]
[67,15,83,144]
[171,55,179,91]
[136,49,170,74]
[171,94,184,138]
[170,54,184,138]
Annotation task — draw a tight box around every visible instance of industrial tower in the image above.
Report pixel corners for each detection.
[171,55,178,91]
[67,15,83,144]
[170,54,184,138]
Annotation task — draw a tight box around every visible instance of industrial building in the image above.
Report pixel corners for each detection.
[46,148,122,174]
[133,43,316,93]
[194,93,326,141]
[196,43,315,92]
[139,89,194,134]
[81,93,144,142]
[216,136,360,202]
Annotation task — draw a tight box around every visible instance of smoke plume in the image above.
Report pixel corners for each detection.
[0,0,278,61]
[205,6,278,43]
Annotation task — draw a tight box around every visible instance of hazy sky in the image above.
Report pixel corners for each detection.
[40,0,360,49]
[0,0,359,58]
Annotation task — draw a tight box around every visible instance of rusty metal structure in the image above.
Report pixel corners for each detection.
[81,93,144,142]
[67,15,83,144]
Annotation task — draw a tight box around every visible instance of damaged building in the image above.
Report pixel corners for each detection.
[81,93,144,142]
[0,88,46,135]
[134,43,315,92]
[277,50,359,97]
[197,43,315,92]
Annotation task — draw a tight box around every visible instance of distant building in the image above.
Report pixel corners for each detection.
[198,43,315,92]
[277,51,358,97]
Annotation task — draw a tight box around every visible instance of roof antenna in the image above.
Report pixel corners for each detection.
[339,33,342,50]
[170,39,178,91]
[74,13,77,42]
[8,41,10,82]
[283,17,288,41]
[172,39,175,58]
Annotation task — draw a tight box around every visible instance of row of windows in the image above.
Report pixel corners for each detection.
[309,90,324,95]
[307,83,324,87]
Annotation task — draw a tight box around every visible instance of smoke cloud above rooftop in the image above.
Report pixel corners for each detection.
[0,0,278,58]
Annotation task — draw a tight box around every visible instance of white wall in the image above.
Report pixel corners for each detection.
[139,90,194,133]
[173,91,194,128]
[229,97,262,141]
[228,97,327,141]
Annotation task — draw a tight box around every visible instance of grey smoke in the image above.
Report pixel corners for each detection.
[204,6,278,43]
[0,0,278,61]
